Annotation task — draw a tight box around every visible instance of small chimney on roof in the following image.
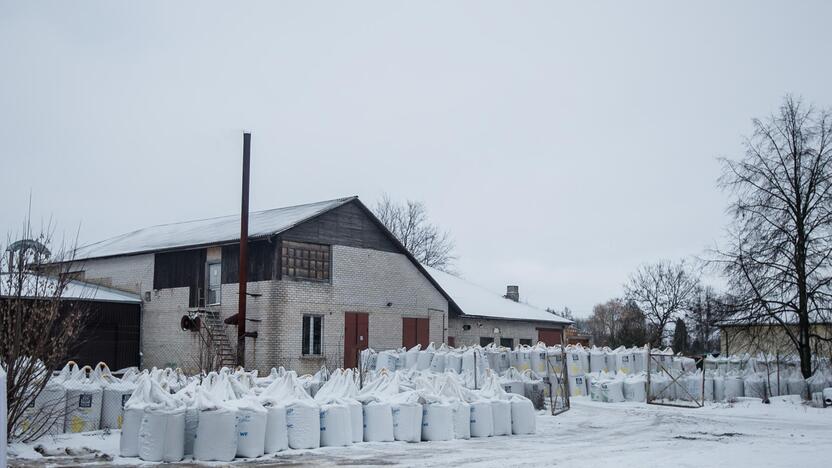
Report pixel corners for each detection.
[505,285,519,302]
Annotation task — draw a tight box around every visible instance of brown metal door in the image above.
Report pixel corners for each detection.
[402,317,417,349]
[416,317,430,347]
[344,312,369,369]
[537,328,563,346]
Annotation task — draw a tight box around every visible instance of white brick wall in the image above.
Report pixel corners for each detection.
[447,316,564,348]
[80,254,154,296]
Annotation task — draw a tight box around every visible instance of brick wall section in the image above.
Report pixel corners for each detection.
[80,254,154,296]
[447,316,565,348]
[79,245,449,374]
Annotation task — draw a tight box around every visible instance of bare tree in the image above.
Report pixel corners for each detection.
[624,260,700,347]
[685,286,729,354]
[587,298,647,348]
[1,220,87,442]
[716,96,832,379]
[374,194,456,272]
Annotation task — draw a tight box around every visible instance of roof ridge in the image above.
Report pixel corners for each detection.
[74,196,357,253]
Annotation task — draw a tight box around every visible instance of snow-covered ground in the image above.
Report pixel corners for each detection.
[8,396,831,467]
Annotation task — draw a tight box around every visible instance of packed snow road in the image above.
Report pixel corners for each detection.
[8,396,831,467]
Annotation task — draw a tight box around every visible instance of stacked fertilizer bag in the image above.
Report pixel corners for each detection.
[588,372,625,403]
[565,345,589,396]
[95,363,137,430]
[62,364,104,433]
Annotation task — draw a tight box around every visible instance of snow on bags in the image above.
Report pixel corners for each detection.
[63,366,103,433]
[229,397,268,458]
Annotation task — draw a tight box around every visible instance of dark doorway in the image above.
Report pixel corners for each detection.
[344,312,368,369]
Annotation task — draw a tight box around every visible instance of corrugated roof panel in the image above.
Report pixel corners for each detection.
[72,196,356,260]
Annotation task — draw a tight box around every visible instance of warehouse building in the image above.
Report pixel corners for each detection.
[69,196,569,374]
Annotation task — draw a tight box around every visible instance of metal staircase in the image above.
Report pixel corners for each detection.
[201,310,236,369]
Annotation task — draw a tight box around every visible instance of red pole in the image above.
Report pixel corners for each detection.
[237,132,251,368]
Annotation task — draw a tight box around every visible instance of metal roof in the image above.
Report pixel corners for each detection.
[0,273,141,304]
[424,266,572,325]
[72,197,357,260]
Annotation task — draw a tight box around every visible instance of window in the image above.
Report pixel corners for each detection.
[480,337,494,347]
[207,262,221,305]
[302,315,323,355]
[281,241,330,281]
[500,338,514,348]
[519,338,533,346]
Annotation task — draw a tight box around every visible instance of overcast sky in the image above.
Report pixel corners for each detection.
[2,1,831,317]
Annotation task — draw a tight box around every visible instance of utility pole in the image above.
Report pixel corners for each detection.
[237,131,251,368]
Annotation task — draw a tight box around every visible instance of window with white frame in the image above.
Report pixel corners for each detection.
[302,315,323,355]
[207,262,221,305]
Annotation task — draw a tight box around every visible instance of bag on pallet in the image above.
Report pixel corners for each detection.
[120,375,152,457]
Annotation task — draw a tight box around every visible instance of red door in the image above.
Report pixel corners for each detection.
[344,312,369,369]
[537,328,563,346]
[402,317,430,348]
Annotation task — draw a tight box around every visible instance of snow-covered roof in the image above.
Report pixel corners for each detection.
[73,197,357,260]
[424,266,572,325]
[0,273,141,304]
